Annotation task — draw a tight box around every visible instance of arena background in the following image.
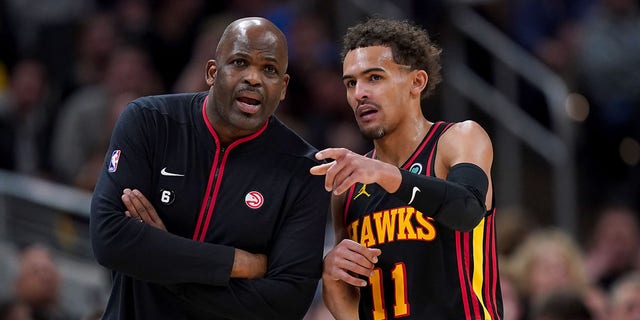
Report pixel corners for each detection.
[0,0,638,319]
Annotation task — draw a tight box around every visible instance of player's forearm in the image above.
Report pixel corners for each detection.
[322,277,361,320]
[374,162,403,193]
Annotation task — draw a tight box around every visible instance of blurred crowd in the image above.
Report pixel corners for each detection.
[0,0,368,192]
[0,0,639,319]
[495,203,640,320]
[476,0,640,212]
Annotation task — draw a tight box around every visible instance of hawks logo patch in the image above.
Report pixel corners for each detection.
[108,150,121,173]
[245,191,264,209]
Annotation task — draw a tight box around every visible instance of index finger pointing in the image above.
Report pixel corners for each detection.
[315,148,348,161]
[309,162,333,176]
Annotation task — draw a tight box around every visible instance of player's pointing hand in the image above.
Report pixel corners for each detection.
[310,148,402,195]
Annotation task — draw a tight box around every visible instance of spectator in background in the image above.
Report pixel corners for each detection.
[576,0,640,201]
[72,12,121,90]
[142,0,205,90]
[530,290,594,320]
[225,0,275,19]
[0,299,31,320]
[577,0,640,126]
[280,13,364,152]
[608,271,640,320]
[511,0,593,79]
[13,244,69,320]
[585,204,640,291]
[496,206,540,257]
[113,0,152,44]
[509,0,594,127]
[72,91,137,191]
[499,266,525,320]
[0,59,51,176]
[0,1,17,88]
[3,0,93,58]
[509,228,606,318]
[50,45,161,188]
[172,14,234,93]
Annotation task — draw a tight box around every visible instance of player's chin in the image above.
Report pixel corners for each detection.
[359,126,385,140]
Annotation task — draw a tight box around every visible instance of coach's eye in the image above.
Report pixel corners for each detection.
[264,65,277,74]
[232,59,247,67]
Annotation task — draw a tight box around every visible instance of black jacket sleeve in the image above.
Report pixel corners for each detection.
[90,102,235,285]
[166,170,330,320]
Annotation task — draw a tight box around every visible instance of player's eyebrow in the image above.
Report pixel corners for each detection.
[342,67,386,80]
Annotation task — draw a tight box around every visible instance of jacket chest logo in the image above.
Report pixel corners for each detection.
[245,191,264,209]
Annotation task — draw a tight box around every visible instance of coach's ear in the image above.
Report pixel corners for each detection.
[411,69,428,98]
[279,73,290,101]
[205,60,217,86]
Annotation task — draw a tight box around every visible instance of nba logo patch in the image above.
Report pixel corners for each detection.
[108,150,121,173]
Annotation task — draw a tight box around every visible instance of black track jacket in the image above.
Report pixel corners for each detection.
[90,92,329,319]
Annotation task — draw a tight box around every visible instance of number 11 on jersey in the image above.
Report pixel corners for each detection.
[369,262,410,320]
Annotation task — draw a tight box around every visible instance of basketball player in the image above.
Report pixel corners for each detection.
[311,18,503,319]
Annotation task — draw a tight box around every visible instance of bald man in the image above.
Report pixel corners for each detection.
[91,17,329,319]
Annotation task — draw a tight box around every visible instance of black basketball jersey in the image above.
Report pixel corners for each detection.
[344,121,503,319]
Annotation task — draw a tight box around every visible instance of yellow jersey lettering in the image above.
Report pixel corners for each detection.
[347,220,359,242]
[397,207,417,240]
[348,206,437,245]
[360,215,377,247]
[415,211,437,241]
[373,208,397,245]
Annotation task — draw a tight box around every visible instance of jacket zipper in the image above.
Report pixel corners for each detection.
[195,146,225,241]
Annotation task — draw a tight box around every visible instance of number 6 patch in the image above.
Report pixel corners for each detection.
[159,189,175,205]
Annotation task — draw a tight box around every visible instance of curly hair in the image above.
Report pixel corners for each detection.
[341,18,442,99]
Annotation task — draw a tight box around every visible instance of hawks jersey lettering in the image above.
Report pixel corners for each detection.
[344,122,503,320]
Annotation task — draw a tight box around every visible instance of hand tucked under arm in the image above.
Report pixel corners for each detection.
[232,248,266,279]
[122,188,166,231]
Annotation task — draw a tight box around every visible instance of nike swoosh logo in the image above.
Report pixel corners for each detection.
[408,186,420,205]
[160,167,185,177]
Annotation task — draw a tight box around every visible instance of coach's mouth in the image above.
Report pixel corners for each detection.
[236,95,262,114]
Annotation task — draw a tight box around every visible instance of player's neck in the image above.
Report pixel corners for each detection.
[374,117,432,167]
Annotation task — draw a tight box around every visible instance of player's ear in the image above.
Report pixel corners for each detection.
[411,70,428,97]
[205,60,217,86]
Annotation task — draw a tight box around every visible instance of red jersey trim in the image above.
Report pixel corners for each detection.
[193,96,269,241]
[402,122,444,169]
[456,232,473,318]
